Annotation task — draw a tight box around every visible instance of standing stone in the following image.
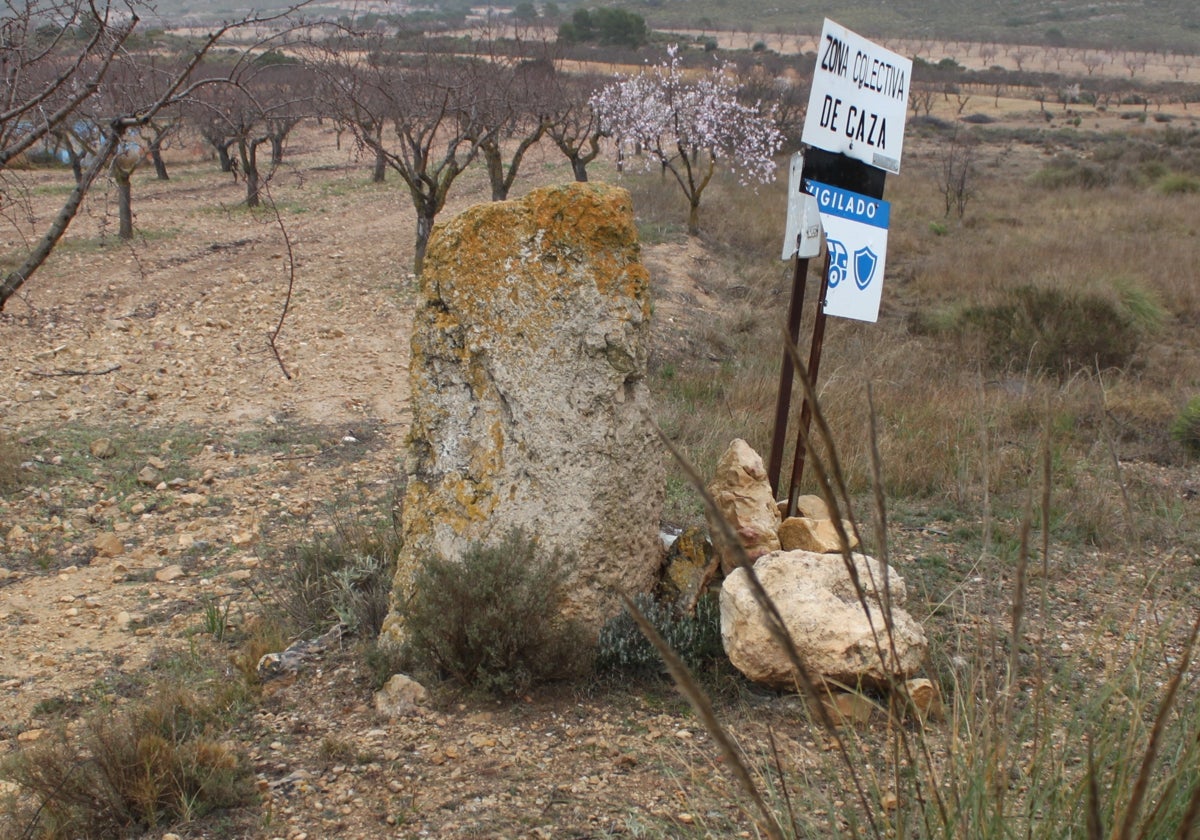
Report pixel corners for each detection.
[706,439,781,573]
[382,183,664,643]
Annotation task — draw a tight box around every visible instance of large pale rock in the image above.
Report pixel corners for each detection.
[382,183,664,642]
[720,550,927,690]
[706,439,780,573]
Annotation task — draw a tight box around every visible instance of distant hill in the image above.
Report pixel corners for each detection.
[142,0,1200,54]
[641,0,1200,53]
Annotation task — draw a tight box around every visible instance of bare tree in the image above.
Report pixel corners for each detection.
[316,38,499,274]
[475,56,553,201]
[144,114,181,180]
[1083,54,1106,77]
[0,0,308,311]
[911,83,938,117]
[939,127,977,220]
[543,72,606,182]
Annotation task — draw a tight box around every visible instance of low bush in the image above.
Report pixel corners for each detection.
[1157,172,1200,195]
[266,518,400,637]
[596,592,724,675]
[1030,155,1112,190]
[0,688,254,839]
[1171,396,1200,455]
[950,283,1151,377]
[0,433,23,496]
[401,528,590,695]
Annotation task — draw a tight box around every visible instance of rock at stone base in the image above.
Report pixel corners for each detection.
[382,182,664,643]
[778,516,858,554]
[794,494,829,520]
[375,673,429,717]
[819,690,876,726]
[92,532,124,558]
[706,439,781,574]
[659,525,717,607]
[720,550,926,690]
[89,437,117,459]
[900,677,943,721]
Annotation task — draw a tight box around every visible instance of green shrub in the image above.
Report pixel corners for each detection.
[954,284,1149,377]
[0,688,254,838]
[401,528,589,695]
[267,518,400,637]
[1156,172,1200,195]
[596,592,724,675]
[0,433,25,496]
[1171,396,1200,455]
[1030,156,1111,190]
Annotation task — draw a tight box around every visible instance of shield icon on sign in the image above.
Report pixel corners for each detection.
[853,246,878,291]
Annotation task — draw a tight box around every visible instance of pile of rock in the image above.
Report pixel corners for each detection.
[701,439,936,718]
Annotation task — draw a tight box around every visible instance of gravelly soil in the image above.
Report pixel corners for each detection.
[2,117,1199,840]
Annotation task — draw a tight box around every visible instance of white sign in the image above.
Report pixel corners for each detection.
[781,153,824,260]
[801,18,912,174]
[806,179,890,323]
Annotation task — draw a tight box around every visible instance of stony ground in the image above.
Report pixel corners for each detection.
[1,104,1199,839]
[0,125,799,838]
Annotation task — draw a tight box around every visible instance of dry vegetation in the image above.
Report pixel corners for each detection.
[1,64,1199,838]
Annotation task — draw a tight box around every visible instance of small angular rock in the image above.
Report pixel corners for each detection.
[89,437,117,459]
[154,564,184,583]
[374,673,429,717]
[92,532,124,558]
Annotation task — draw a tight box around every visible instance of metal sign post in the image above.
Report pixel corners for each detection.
[767,253,811,497]
[767,18,910,506]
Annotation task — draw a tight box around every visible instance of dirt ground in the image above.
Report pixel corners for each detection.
[0,123,797,838]
[0,80,1198,837]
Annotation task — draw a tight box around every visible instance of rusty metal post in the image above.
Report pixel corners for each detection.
[767,256,810,497]
[785,249,834,518]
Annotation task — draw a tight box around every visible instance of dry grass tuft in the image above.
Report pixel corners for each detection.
[0,433,25,497]
[0,687,255,839]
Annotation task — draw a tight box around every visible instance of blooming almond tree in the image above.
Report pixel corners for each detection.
[591,47,782,235]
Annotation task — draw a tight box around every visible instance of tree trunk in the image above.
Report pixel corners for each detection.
[115,170,133,239]
[414,213,434,276]
[687,199,700,236]
[150,143,169,180]
[241,141,260,208]
[571,156,589,182]
[111,152,138,240]
[484,145,508,201]
[66,150,84,183]
[371,124,386,183]
[372,148,386,184]
[216,144,233,173]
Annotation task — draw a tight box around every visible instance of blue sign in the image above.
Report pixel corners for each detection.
[804,179,891,323]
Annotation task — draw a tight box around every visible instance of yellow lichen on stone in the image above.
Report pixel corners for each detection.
[421,182,648,348]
